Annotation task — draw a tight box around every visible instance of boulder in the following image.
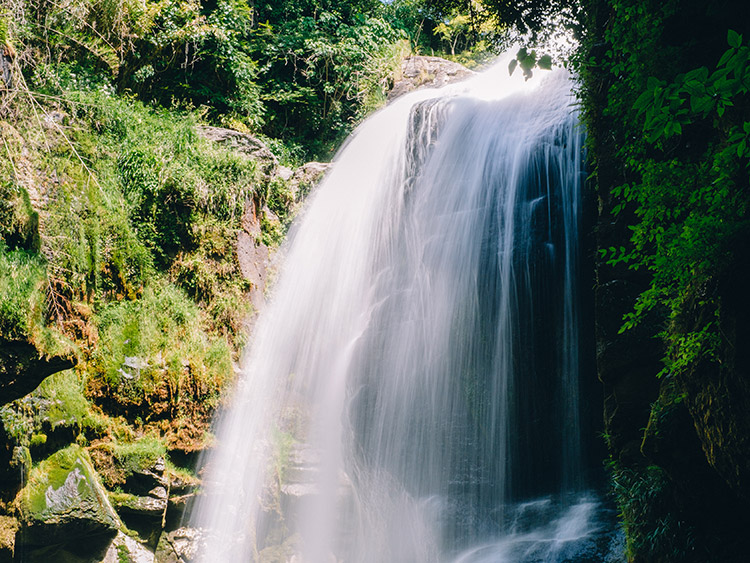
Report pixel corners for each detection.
[288,162,330,202]
[101,531,155,563]
[388,56,474,101]
[196,126,277,176]
[154,527,202,563]
[15,445,119,561]
[164,472,200,530]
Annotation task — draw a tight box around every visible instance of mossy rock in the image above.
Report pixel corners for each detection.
[154,527,202,562]
[16,445,119,550]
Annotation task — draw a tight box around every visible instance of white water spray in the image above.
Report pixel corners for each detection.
[193,52,617,562]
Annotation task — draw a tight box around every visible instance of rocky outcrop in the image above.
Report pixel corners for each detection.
[109,456,170,545]
[197,126,277,175]
[101,531,155,563]
[202,125,330,316]
[388,56,474,101]
[0,340,74,406]
[15,445,119,561]
[237,198,271,314]
[154,527,202,563]
[287,161,330,203]
[677,251,750,501]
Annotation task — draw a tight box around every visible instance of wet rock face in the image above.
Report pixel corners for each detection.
[237,198,271,314]
[678,253,750,501]
[595,278,661,465]
[15,445,119,560]
[388,56,474,102]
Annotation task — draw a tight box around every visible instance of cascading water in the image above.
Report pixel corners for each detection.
[192,53,621,563]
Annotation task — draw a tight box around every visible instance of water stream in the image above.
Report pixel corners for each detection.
[192,53,621,562]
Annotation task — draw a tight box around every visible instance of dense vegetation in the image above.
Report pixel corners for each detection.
[573,0,750,561]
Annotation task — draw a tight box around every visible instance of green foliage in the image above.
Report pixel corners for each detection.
[116,543,130,563]
[34,370,90,428]
[508,46,553,79]
[91,282,231,411]
[252,11,407,156]
[574,6,750,556]
[0,246,46,341]
[601,31,750,377]
[121,0,266,129]
[105,436,166,482]
[633,31,750,146]
[609,463,696,560]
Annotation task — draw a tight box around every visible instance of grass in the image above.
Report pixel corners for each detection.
[89,434,167,489]
[0,246,46,341]
[90,281,232,414]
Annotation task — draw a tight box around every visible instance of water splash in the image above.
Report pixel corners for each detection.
[192,52,617,562]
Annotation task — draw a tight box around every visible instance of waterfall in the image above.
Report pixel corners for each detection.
[192,53,618,563]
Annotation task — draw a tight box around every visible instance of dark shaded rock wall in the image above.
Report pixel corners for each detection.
[583,0,750,560]
[0,341,73,406]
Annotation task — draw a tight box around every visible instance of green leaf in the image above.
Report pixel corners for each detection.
[633,90,652,111]
[684,67,708,82]
[508,58,518,76]
[718,47,735,67]
[537,54,553,70]
[728,29,741,48]
[647,76,662,90]
[690,95,713,115]
[683,80,705,96]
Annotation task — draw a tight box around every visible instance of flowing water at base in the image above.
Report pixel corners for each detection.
[192,52,623,563]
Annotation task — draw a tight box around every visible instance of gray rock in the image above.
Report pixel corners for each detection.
[288,162,330,202]
[277,166,294,181]
[0,51,13,89]
[388,56,474,101]
[101,531,154,563]
[154,527,202,563]
[196,126,277,175]
[112,492,168,521]
[127,456,169,496]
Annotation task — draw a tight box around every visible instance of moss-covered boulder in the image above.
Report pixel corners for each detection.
[15,445,119,559]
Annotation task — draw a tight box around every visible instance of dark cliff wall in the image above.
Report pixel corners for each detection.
[579,0,750,560]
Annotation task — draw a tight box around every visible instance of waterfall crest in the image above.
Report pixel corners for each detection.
[192,54,616,563]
